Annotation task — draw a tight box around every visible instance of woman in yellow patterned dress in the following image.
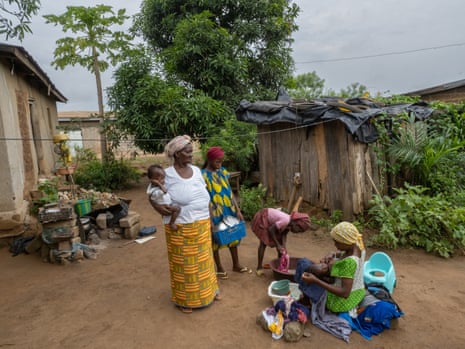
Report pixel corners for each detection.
[202,146,251,280]
[149,136,220,314]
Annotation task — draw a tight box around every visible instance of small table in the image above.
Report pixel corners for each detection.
[229,171,241,192]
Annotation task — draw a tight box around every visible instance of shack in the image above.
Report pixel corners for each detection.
[0,44,67,234]
[235,91,433,219]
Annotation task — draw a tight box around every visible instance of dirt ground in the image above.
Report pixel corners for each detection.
[1,177,465,349]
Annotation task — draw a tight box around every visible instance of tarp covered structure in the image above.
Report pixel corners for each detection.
[236,93,434,143]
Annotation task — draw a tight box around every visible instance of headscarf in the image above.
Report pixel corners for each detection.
[206,146,225,161]
[164,135,192,162]
[290,212,311,231]
[330,221,365,251]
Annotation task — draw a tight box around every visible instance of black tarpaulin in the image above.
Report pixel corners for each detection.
[235,94,434,143]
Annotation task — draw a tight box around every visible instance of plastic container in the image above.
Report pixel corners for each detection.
[268,281,302,305]
[212,220,246,245]
[74,199,92,217]
[271,279,290,295]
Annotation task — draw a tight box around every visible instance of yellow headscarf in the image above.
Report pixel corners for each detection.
[330,221,365,251]
[164,135,192,163]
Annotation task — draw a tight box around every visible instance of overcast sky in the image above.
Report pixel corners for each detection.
[7,0,465,111]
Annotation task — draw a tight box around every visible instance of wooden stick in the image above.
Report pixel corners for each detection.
[292,196,303,213]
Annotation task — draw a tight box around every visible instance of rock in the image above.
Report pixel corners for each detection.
[256,312,269,332]
[283,321,304,342]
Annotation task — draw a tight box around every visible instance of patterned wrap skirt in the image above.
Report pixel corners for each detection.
[164,218,219,308]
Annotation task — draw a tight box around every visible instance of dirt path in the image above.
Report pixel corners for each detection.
[1,177,465,348]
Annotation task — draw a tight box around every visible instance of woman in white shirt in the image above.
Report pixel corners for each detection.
[150,135,220,314]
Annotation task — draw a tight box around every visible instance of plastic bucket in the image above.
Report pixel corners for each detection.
[74,199,92,217]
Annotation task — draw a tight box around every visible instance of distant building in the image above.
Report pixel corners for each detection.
[404,79,465,103]
[0,43,67,234]
[58,111,142,159]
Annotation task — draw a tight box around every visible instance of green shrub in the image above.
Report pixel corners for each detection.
[74,158,140,192]
[238,183,275,221]
[368,183,465,258]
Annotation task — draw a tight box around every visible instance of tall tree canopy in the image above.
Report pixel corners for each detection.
[44,5,133,117]
[0,0,40,40]
[107,47,230,153]
[135,0,300,106]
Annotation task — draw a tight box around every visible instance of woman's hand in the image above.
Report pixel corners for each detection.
[149,199,172,216]
[302,272,318,284]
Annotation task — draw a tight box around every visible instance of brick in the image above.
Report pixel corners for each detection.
[124,222,141,239]
[58,240,71,251]
[96,213,107,229]
[119,212,140,228]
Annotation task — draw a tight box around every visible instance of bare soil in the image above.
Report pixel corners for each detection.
[1,177,465,349]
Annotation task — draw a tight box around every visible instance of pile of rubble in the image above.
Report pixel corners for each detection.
[23,188,144,265]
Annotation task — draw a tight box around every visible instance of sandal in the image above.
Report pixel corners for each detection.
[178,306,193,314]
[233,266,252,274]
[256,269,265,277]
[262,263,271,269]
[214,293,223,301]
[216,271,229,280]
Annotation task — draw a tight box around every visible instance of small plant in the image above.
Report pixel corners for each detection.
[238,183,275,220]
[30,178,60,214]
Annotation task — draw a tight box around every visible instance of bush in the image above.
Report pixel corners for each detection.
[368,183,465,258]
[239,183,275,221]
[74,158,140,192]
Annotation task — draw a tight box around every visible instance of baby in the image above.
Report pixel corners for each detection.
[146,164,180,230]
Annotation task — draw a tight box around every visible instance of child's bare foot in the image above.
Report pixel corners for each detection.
[170,223,178,230]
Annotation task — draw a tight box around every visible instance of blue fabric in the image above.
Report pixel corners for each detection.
[274,299,310,322]
[339,312,372,340]
[341,300,404,340]
[295,258,326,303]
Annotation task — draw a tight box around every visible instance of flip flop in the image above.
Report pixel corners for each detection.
[216,271,229,280]
[256,269,265,277]
[233,266,252,274]
[262,263,271,269]
[214,293,223,301]
[178,306,193,314]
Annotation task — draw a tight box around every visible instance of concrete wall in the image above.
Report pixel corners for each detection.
[0,60,59,232]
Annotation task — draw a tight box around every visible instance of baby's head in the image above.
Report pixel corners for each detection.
[308,262,330,277]
[147,164,165,185]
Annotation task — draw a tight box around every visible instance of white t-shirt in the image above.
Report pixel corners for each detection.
[147,184,173,206]
[164,165,210,224]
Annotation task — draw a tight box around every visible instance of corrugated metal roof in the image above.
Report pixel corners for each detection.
[404,79,465,96]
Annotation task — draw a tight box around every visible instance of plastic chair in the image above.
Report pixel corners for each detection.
[363,252,397,294]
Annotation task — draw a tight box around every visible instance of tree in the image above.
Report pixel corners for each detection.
[0,0,40,40]
[285,71,325,100]
[135,0,300,107]
[44,5,133,157]
[107,47,230,153]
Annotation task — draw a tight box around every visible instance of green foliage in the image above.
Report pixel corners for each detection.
[73,152,139,192]
[44,5,134,116]
[201,118,257,173]
[44,5,133,72]
[136,0,299,105]
[239,184,275,221]
[285,71,325,100]
[0,0,40,40]
[108,46,231,153]
[368,184,465,258]
[310,210,343,229]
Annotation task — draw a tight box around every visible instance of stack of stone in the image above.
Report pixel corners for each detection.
[95,210,141,240]
[30,204,83,264]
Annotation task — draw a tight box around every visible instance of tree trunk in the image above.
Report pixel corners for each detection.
[93,46,107,160]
